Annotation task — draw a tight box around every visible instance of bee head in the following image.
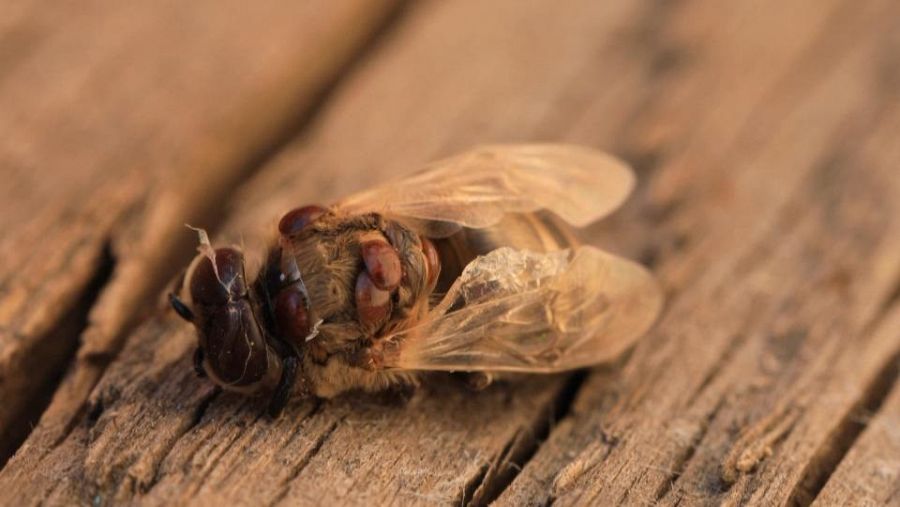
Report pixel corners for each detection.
[171,246,281,393]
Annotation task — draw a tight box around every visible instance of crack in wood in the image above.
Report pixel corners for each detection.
[182,400,268,497]
[789,347,900,506]
[0,242,115,469]
[3,0,897,503]
[52,382,123,450]
[2,0,414,476]
[86,0,413,397]
[687,333,749,406]
[267,416,342,507]
[465,372,588,506]
[653,397,727,503]
[188,389,222,434]
[138,386,222,495]
[460,457,491,506]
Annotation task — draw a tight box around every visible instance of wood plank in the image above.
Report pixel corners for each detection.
[0,0,665,504]
[3,0,899,505]
[497,0,900,504]
[814,312,900,507]
[0,0,399,465]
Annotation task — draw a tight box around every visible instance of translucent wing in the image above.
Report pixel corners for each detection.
[335,144,634,236]
[378,245,663,372]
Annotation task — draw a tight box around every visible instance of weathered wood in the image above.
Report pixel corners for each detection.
[0,0,399,465]
[497,0,900,504]
[1,0,899,505]
[813,312,900,507]
[3,0,650,503]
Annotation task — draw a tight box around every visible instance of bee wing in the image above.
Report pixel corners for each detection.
[335,144,634,236]
[378,245,663,373]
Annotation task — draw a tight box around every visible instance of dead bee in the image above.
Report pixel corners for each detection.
[170,144,663,416]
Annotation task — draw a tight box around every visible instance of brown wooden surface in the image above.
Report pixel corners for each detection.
[814,327,900,507]
[0,0,399,466]
[1,0,898,505]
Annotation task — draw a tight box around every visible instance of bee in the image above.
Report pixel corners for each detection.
[170,144,663,416]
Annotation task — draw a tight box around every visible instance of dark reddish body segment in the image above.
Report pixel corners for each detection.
[189,248,247,305]
[174,202,445,415]
[188,247,271,387]
[271,205,326,345]
[269,205,441,344]
[355,271,393,329]
[278,205,328,236]
[361,238,402,290]
[274,287,311,344]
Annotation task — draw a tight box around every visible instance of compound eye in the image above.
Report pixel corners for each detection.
[189,247,248,306]
[278,205,328,236]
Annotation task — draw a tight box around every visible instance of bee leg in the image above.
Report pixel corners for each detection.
[193,348,207,378]
[169,293,194,322]
[267,355,298,418]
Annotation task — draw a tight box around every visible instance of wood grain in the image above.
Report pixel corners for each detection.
[3,0,649,503]
[0,0,399,465]
[814,311,900,507]
[1,0,898,505]
[497,0,900,504]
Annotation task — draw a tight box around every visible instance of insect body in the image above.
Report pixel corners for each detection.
[170,144,663,416]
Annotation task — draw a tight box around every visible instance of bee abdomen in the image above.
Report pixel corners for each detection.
[431,211,579,293]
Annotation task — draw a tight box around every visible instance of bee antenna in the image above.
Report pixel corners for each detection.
[169,293,194,322]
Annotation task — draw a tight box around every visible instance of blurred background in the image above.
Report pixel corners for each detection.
[1,1,898,505]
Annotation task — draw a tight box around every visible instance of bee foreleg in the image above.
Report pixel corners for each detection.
[267,355,298,418]
[169,292,194,322]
